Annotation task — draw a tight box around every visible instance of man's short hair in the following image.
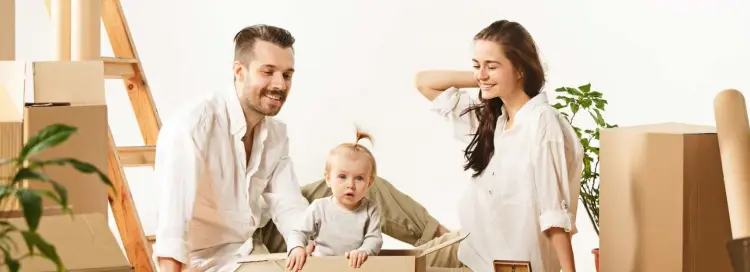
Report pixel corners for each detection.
[233,24,295,66]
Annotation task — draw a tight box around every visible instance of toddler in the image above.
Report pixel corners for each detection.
[285,129,383,271]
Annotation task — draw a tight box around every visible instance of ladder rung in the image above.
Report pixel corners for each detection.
[102,57,138,79]
[117,145,155,167]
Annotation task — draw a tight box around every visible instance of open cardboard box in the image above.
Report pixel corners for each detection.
[237,232,470,272]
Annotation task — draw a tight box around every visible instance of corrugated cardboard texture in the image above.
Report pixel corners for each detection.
[599,122,733,272]
[0,80,22,212]
[0,0,13,60]
[0,213,132,272]
[238,232,469,272]
[24,104,109,216]
[0,121,21,211]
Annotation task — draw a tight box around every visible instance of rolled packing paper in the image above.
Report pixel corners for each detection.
[714,89,750,239]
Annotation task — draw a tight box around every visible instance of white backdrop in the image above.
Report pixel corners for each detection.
[13,0,750,271]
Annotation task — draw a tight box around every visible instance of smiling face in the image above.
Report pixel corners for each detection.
[234,40,295,116]
[472,39,523,100]
[325,151,375,210]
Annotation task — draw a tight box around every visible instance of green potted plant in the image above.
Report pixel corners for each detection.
[551,84,616,272]
[0,123,113,272]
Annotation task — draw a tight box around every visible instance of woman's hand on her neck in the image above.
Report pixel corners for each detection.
[414,70,477,101]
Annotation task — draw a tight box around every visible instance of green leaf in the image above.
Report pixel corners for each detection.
[580,99,593,108]
[565,87,583,96]
[594,100,606,110]
[570,103,580,114]
[9,169,69,213]
[21,231,64,271]
[589,91,603,98]
[19,124,77,163]
[12,168,49,184]
[16,189,42,231]
[1,247,20,272]
[49,184,68,213]
[32,190,63,208]
[0,185,11,200]
[579,83,591,93]
[30,158,112,188]
[551,103,564,110]
[580,138,591,147]
[0,224,20,253]
[555,87,567,93]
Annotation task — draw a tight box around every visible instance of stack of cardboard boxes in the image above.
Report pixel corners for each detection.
[0,60,132,271]
[1,6,131,269]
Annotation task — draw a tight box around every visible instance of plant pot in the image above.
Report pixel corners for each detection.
[592,248,600,272]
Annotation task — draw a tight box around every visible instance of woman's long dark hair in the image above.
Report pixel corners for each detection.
[461,20,546,178]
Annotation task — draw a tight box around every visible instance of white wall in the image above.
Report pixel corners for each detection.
[13,0,750,271]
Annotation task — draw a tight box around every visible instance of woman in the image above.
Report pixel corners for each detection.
[414,20,583,272]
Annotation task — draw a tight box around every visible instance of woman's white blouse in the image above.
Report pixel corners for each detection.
[430,87,584,272]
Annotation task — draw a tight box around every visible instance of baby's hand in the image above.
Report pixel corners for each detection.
[345,250,369,268]
[286,247,307,271]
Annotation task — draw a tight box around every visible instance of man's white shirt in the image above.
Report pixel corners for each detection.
[151,89,309,271]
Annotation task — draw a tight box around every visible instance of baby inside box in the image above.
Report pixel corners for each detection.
[236,232,470,272]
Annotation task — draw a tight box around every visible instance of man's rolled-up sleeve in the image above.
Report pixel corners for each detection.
[151,125,204,265]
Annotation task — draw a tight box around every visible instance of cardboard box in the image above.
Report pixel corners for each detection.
[24,103,109,216]
[0,72,22,212]
[0,0,14,60]
[237,232,469,272]
[0,60,109,216]
[0,213,132,272]
[599,123,733,272]
[493,260,531,272]
[427,268,472,272]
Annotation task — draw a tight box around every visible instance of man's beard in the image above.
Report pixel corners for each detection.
[250,88,287,116]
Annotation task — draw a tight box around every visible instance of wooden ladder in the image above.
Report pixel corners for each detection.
[43,1,158,271]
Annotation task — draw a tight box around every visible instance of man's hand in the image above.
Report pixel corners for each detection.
[345,250,369,268]
[286,247,308,271]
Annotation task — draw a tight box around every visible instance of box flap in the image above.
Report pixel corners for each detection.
[239,253,288,263]
[239,232,471,265]
[603,122,716,135]
[3,214,131,271]
[417,232,469,258]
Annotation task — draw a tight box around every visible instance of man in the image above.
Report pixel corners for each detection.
[152,24,447,272]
